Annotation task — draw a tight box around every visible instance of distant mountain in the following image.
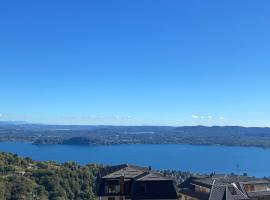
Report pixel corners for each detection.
[175,125,270,136]
[0,120,29,125]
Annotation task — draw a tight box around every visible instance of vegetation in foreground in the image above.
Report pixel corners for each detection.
[0,151,256,200]
[0,152,99,200]
[0,151,194,200]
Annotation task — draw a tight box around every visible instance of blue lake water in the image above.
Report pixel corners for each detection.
[0,142,269,177]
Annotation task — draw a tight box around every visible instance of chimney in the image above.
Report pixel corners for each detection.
[120,176,124,194]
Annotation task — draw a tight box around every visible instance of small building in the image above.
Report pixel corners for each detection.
[96,164,178,200]
[179,174,270,200]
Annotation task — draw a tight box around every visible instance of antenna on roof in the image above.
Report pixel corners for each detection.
[121,167,126,177]
[210,172,215,177]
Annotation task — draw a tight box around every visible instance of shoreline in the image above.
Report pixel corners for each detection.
[1,139,270,150]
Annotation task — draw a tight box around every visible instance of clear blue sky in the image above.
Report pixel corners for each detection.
[0,0,270,126]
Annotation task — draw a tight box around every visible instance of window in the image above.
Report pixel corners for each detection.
[105,182,120,194]
[250,184,254,191]
[244,184,255,192]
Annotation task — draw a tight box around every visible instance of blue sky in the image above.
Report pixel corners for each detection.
[0,0,270,126]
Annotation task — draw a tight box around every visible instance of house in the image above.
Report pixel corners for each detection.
[179,174,270,200]
[96,164,178,200]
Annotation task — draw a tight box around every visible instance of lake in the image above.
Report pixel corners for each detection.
[0,141,269,177]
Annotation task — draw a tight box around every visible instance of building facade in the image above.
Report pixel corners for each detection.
[96,164,178,200]
[180,174,270,200]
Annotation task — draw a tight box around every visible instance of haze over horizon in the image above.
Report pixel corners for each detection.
[1,0,270,126]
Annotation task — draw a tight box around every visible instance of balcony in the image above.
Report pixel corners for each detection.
[105,184,121,194]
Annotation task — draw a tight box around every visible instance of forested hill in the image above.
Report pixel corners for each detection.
[0,152,99,200]
[1,123,270,148]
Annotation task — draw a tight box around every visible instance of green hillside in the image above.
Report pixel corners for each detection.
[0,152,99,200]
